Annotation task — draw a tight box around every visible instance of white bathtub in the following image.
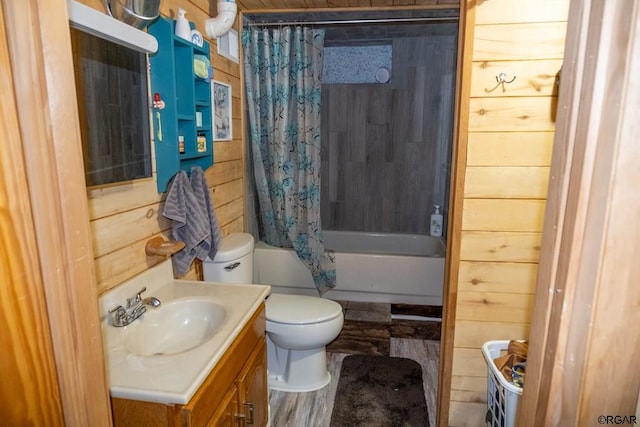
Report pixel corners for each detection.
[253,231,445,305]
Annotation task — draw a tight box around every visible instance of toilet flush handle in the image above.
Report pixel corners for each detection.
[224,262,241,271]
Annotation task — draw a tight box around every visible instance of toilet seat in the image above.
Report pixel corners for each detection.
[266,294,342,324]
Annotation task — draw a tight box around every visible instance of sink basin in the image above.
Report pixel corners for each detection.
[99,260,271,404]
[123,298,226,357]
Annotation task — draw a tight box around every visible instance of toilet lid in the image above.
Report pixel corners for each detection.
[209,233,254,262]
[266,294,343,325]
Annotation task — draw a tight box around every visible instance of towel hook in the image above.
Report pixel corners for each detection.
[485,72,517,93]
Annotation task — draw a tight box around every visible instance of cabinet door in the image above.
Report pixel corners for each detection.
[236,339,268,427]
[207,384,239,427]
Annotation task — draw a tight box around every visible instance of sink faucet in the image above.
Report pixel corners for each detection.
[108,287,161,327]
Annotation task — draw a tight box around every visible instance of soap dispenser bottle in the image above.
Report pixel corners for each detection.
[430,205,443,237]
[175,8,191,41]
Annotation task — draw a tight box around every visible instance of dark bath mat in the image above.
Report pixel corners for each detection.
[330,355,428,427]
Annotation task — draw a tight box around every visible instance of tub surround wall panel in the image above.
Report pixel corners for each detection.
[78,0,246,295]
[321,34,457,234]
[447,0,569,424]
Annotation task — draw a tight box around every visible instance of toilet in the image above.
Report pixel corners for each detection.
[203,233,344,392]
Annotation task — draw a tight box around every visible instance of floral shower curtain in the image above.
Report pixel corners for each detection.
[242,26,336,295]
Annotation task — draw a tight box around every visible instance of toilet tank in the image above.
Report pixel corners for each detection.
[202,233,254,284]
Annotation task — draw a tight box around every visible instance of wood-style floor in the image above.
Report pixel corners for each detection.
[268,338,440,427]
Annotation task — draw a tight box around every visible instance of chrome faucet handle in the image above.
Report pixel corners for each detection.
[109,287,160,327]
[130,304,147,320]
[126,286,147,309]
[108,305,127,327]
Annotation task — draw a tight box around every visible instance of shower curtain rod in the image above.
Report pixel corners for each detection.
[247,16,459,27]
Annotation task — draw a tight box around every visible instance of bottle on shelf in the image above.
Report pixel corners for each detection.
[430,205,443,237]
[175,8,191,41]
[178,135,185,153]
[197,133,206,153]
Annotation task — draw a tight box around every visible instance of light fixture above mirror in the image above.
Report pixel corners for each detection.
[67,0,158,53]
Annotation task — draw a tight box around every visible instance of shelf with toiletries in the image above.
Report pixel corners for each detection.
[148,16,214,193]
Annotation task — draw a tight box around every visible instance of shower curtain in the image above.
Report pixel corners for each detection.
[242,26,336,295]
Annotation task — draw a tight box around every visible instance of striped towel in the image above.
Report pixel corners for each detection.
[189,166,222,261]
[162,168,221,276]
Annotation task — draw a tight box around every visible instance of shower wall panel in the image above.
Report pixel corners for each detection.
[320,34,457,234]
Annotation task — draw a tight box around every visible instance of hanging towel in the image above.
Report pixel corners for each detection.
[162,169,219,276]
[189,166,222,261]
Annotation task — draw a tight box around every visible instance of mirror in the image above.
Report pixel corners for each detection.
[70,27,152,187]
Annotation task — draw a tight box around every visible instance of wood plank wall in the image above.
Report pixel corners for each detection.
[448,0,569,424]
[320,32,457,234]
[77,0,245,295]
[0,7,65,421]
[237,0,458,10]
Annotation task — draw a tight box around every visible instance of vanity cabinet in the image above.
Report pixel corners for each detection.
[111,304,268,427]
[209,383,239,426]
[209,340,267,427]
[147,17,214,193]
[235,338,268,425]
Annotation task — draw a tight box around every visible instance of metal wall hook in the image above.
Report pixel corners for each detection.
[496,72,516,84]
[484,72,517,93]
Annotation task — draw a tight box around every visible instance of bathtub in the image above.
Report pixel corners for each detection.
[253,231,445,305]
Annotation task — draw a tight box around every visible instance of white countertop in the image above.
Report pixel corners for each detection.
[99,260,270,404]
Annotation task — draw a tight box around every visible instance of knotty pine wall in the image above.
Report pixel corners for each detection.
[448,0,569,425]
[78,0,245,295]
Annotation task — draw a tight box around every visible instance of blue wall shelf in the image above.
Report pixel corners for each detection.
[148,17,214,193]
